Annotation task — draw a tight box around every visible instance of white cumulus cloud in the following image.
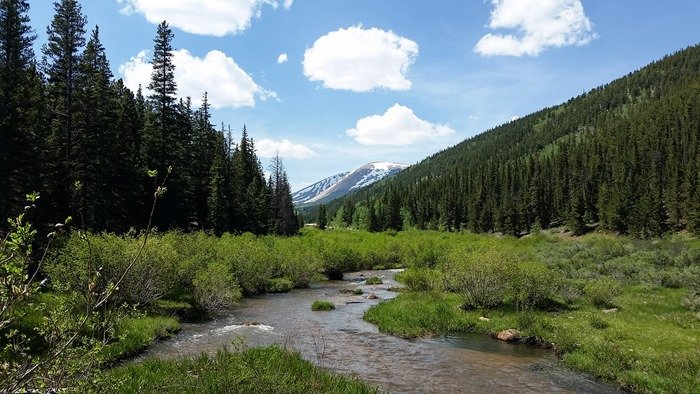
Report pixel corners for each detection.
[303,25,418,92]
[118,0,292,36]
[119,49,276,109]
[347,104,455,146]
[256,138,316,159]
[475,0,597,57]
[277,53,288,64]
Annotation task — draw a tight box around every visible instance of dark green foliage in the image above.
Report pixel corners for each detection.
[317,203,327,230]
[333,45,700,238]
[0,7,294,236]
[41,0,86,221]
[311,300,335,311]
[269,155,299,236]
[266,277,294,293]
[0,0,39,222]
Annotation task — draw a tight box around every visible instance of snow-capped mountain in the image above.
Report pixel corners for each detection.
[290,172,349,206]
[293,162,409,205]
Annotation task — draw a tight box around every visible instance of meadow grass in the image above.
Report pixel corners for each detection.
[364,286,699,393]
[99,316,180,363]
[311,300,335,311]
[83,346,376,393]
[40,228,698,392]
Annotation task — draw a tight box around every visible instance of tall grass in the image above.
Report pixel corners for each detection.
[84,346,376,393]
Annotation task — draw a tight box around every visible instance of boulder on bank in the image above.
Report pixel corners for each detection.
[496,329,520,342]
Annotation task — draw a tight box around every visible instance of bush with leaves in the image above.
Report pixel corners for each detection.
[508,262,560,311]
[584,277,622,307]
[192,262,242,315]
[442,249,514,309]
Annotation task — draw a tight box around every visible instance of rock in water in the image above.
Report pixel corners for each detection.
[497,329,520,342]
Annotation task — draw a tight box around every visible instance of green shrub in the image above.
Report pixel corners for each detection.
[353,288,364,295]
[192,262,242,315]
[508,262,560,311]
[396,268,439,291]
[442,249,514,309]
[46,233,179,306]
[365,277,383,285]
[266,278,294,293]
[681,291,700,311]
[558,279,584,304]
[589,315,610,330]
[311,300,335,311]
[584,277,622,307]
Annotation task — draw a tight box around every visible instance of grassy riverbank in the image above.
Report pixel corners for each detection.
[365,288,698,393]
[83,346,375,393]
[364,233,700,393]
[14,229,698,391]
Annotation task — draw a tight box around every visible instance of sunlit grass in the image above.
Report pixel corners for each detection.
[85,346,376,393]
[365,286,699,393]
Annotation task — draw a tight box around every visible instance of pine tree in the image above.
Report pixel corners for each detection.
[317,204,327,230]
[230,125,269,234]
[0,0,37,220]
[143,20,180,229]
[111,80,144,231]
[41,0,86,220]
[386,188,403,231]
[208,131,230,236]
[367,201,380,233]
[190,93,216,228]
[74,25,114,229]
[268,155,297,236]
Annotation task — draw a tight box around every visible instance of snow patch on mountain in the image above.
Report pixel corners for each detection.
[293,162,409,205]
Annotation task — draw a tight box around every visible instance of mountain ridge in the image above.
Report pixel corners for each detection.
[325,44,700,236]
[293,162,409,206]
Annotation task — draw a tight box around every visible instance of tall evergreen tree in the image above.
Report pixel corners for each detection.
[317,204,327,230]
[0,0,37,220]
[143,21,181,229]
[190,93,216,229]
[74,25,113,229]
[208,130,230,236]
[230,126,270,234]
[41,0,86,220]
[269,154,298,236]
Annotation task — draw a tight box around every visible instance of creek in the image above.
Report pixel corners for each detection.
[138,270,616,393]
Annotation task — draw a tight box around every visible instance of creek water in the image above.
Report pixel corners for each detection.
[138,270,617,393]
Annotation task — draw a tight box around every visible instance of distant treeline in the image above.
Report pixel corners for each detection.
[0,1,299,236]
[331,45,700,238]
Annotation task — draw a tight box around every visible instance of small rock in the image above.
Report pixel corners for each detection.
[479,317,490,322]
[244,321,260,326]
[496,329,520,342]
[367,293,379,300]
[603,308,618,314]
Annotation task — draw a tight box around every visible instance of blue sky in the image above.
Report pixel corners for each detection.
[28,1,700,191]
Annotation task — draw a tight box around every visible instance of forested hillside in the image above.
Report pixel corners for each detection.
[0,1,299,236]
[334,45,700,238]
